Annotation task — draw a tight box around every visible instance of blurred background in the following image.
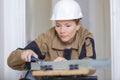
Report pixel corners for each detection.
[0,0,120,80]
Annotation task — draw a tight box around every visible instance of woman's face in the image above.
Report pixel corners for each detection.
[55,20,80,44]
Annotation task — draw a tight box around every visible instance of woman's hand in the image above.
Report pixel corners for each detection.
[54,57,67,62]
[21,50,38,62]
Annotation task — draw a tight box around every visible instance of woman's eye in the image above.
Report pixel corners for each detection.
[56,25,60,27]
[66,25,70,27]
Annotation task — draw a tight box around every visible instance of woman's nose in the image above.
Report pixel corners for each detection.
[60,27,65,34]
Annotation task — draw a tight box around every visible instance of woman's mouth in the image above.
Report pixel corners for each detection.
[60,35,67,38]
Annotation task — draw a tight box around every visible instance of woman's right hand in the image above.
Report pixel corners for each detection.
[21,50,38,62]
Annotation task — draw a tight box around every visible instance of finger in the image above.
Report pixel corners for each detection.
[21,53,25,60]
[21,51,28,61]
[26,50,35,62]
[27,53,32,62]
[54,59,57,62]
[54,57,67,62]
[31,51,38,58]
[61,58,67,61]
[54,57,62,62]
[26,50,38,62]
[25,51,29,62]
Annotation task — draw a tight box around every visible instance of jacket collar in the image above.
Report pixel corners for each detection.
[52,31,79,50]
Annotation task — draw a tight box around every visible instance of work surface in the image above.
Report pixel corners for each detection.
[32,69,89,76]
[31,59,109,77]
[32,69,97,80]
[30,59,109,80]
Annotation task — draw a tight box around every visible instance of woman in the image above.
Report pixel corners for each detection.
[7,0,96,79]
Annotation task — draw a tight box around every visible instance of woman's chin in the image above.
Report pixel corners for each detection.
[61,39,68,43]
[61,39,71,44]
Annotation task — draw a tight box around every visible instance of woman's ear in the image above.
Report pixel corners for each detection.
[76,23,81,30]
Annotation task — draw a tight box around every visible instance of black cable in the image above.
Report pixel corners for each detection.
[24,69,31,79]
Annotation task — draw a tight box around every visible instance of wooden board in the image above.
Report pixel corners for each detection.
[32,69,89,76]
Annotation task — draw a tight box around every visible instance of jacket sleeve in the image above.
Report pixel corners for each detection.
[79,36,96,75]
[7,40,45,70]
[85,37,96,59]
[7,49,27,70]
[85,37,96,75]
[79,37,96,59]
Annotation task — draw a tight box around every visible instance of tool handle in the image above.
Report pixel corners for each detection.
[31,56,37,62]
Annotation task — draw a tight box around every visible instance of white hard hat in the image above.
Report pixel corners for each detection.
[51,0,83,20]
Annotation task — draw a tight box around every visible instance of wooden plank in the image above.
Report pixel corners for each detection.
[32,69,89,76]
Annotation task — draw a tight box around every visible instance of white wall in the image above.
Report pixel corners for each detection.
[110,0,120,79]
[0,0,26,80]
[88,0,111,80]
[26,0,52,41]
[0,0,4,80]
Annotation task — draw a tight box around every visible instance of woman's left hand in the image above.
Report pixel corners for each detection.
[54,57,67,62]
